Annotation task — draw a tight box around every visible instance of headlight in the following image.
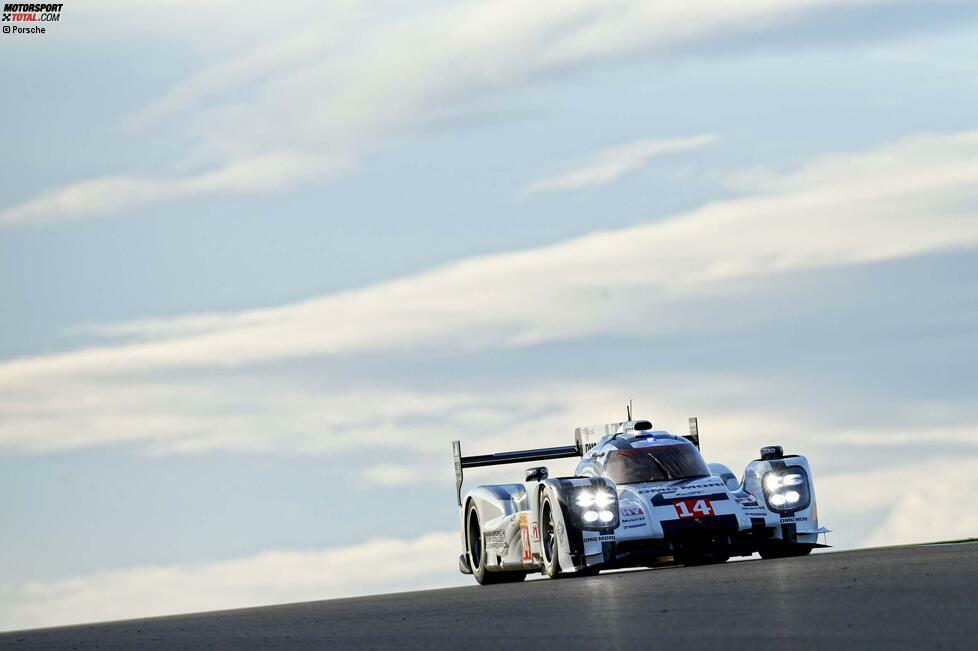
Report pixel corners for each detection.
[573,486,618,529]
[762,468,811,513]
[575,489,615,508]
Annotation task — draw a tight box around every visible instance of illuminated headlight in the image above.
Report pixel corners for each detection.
[573,486,618,529]
[764,473,804,492]
[576,489,615,508]
[761,468,811,513]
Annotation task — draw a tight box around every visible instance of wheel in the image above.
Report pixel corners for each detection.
[540,495,563,579]
[465,501,527,585]
[759,546,813,560]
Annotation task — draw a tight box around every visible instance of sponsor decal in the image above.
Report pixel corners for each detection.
[484,530,508,551]
[620,507,644,517]
[622,516,646,524]
[674,498,715,519]
[530,521,540,543]
[583,533,616,543]
[779,516,809,524]
[623,524,646,529]
[737,496,765,511]
[519,513,532,561]
[639,481,723,497]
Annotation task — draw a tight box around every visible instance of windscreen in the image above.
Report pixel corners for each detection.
[604,444,710,484]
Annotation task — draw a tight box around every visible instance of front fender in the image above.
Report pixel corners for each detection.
[539,477,618,572]
[743,455,822,541]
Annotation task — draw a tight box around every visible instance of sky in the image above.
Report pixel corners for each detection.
[2,0,978,632]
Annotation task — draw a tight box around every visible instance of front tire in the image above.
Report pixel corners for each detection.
[540,495,563,579]
[465,502,527,585]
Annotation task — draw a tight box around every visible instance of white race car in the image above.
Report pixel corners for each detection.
[453,415,828,584]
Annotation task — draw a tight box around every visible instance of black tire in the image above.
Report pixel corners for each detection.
[465,501,527,585]
[540,495,563,579]
[759,546,813,560]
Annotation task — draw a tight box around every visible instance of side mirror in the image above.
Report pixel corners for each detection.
[760,445,784,460]
[525,466,549,482]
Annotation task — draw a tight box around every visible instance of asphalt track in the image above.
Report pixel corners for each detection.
[2,542,976,650]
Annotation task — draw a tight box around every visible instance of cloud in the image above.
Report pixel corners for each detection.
[816,456,978,549]
[364,463,442,486]
[0,532,465,632]
[1,130,976,385]
[0,370,780,458]
[523,134,718,194]
[0,131,976,458]
[0,153,349,226]
[2,0,898,225]
[0,378,599,456]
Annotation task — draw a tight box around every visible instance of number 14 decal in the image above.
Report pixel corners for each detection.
[674,498,714,519]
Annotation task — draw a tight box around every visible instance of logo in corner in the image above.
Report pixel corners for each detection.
[2,3,64,33]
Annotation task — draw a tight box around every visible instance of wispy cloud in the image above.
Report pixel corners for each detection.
[818,456,978,548]
[2,130,976,385]
[364,463,442,486]
[0,532,464,632]
[0,132,977,457]
[523,134,718,194]
[0,153,349,226]
[2,0,898,225]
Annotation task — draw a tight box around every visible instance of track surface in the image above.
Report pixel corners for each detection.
[2,542,975,649]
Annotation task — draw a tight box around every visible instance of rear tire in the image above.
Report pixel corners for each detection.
[465,502,527,585]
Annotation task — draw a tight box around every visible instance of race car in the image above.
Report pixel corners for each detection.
[452,414,828,584]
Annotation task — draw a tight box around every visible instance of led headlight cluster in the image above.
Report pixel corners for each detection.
[575,488,617,526]
[762,468,811,512]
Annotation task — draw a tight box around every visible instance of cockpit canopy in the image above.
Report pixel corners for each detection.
[602,440,710,484]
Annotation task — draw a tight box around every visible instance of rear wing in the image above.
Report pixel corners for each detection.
[687,417,700,449]
[452,440,582,506]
